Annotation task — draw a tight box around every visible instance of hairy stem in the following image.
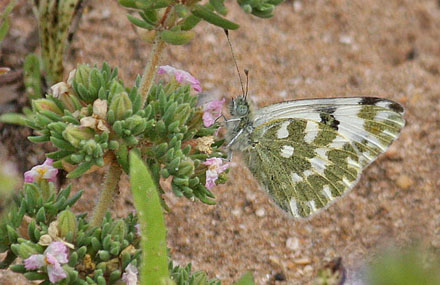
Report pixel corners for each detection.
[90,161,122,227]
[139,34,167,108]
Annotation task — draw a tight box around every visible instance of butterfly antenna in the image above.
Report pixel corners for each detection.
[244,69,249,99]
[224,29,245,97]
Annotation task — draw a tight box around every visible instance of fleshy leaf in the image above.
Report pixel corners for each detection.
[192,4,239,30]
[160,30,195,45]
[129,151,169,284]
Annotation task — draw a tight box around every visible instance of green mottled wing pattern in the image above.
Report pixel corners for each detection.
[243,97,405,218]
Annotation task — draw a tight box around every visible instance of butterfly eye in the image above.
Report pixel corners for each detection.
[237,104,248,116]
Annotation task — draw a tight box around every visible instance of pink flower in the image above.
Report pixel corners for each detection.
[122,263,138,285]
[135,224,141,236]
[24,241,69,283]
[203,157,229,190]
[202,98,225,127]
[24,158,58,183]
[157,65,202,92]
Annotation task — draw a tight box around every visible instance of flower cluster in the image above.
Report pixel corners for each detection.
[0,177,141,284]
[2,65,231,284]
[27,63,229,204]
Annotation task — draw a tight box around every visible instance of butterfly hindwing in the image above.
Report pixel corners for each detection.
[239,97,404,218]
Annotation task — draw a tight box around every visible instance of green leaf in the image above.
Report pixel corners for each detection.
[24,272,47,281]
[127,14,155,30]
[251,4,275,18]
[0,0,16,42]
[0,113,27,126]
[210,0,227,16]
[140,9,157,25]
[118,0,137,9]
[0,20,9,43]
[28,135,50,143]
[150,0,172,9]
[234,272,255,285]
[160,30,195,45]
[129,151,169,285]
[181,15,201,31]
[192,4,239,30]
[66,161,94,178]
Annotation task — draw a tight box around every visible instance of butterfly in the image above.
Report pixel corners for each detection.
[225,95,405,218]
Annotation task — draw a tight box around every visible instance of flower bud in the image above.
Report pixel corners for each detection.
[110,219,127,243]
[109,92,132,121]
[38,234,53,246]
[63,125,95,147]
[57,208,77,241]
[73,64,100,103]
[242,4,252,13]
[32,99,63,115]
[59,93,81,113]
[109,80,125,96]
[14,241,42,259]
[74,64,91,89]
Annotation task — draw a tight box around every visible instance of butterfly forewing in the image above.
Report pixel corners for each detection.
[240,97,404,218]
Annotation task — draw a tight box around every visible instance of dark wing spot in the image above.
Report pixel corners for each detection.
[388,102,404,113]
[359,97,382,105]
[359,97,404,113]
[320,113,340,130]
[316,106,337,114]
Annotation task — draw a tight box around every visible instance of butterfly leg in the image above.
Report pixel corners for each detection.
[215,113,228,124]
[227,149,234,161]
[225,128,244,148]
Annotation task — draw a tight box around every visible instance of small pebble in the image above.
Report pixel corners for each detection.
[293,1,303,12]
[304,265,313,273]
[339,34,353,45]
[231,207,242,216]
[279,90,288,98]
[286,237,300,250]
[274,272,286,281]
[396,174,414,190]
[269,255,281,266]
[431,239,440,248]
[256,208,266,217]
[294,257,311,265]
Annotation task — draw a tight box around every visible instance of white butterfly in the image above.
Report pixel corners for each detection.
[225,95,405,218]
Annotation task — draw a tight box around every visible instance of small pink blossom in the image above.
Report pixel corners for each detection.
[203,157,229,190]
[24,158,58,183]
[122,263,138,285]
[135,224,141,236]
[157,65,202,92]
[202,98,225,127]
[23,254,45,270]
[24,241,69,283]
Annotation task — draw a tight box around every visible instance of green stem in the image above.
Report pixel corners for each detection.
[139,33,167,108]
[90,161,122,227]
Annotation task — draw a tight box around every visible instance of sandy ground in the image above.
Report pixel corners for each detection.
[1,0,440,284]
